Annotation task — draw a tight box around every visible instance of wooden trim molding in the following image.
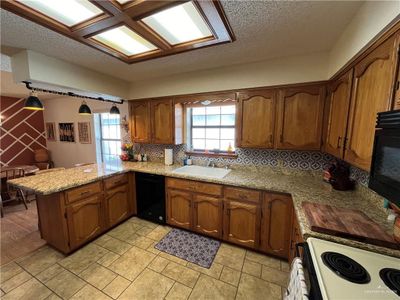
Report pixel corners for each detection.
[1,0,234,64]
[185,151,238,158]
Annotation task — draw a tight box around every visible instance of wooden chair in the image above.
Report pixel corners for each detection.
[0,168,28,218]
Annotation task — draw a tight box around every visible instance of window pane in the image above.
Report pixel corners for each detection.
[102,126,110,139]
[206,139,219,150]
[220,128,235,139]
[192,128,205,139]
[193,115,206,126]
[221,105,236,114]
[206,106,220,115]
[221,140,235,151]
[193,139,205,150]
[206,115,220,126]
[221,114,235,126]
[206,128,220,139]
[192,107,205,115]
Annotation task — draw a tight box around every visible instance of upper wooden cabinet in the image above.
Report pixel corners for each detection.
[130,99,183,145]
[236,89,276,148]
[276,85,325,150]
[344,36,398,170]
[325,70,353,158]
[261,193,293,259]
[130,101,151,143]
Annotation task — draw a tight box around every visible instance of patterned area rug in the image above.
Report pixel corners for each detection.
[155,228,221,268]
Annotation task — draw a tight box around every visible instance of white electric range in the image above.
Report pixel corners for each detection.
[298,237,400,299]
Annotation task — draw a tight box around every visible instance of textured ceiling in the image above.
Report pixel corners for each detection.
[0,1,363,82]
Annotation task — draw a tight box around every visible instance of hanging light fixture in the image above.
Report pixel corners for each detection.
[110,104,120,115]
[24,90,44,110]
[78,101,92,115]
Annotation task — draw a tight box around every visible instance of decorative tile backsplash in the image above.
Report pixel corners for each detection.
[133,143,370,186]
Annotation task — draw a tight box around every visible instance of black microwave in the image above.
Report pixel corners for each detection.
[369,109,400,207]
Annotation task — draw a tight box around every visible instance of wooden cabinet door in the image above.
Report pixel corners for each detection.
[237,90,276,148]
[105,184,129,228]
[151,99,174,144]
[130,101,151,143]
[288,214,303,264]
[345,36,398,171]
[193,194,222,239]
[223,200,260,249]
[167,189,192,230]
[261,193,293,259]
[325,70,353,158]
[66,195,104,249]
[276,85,325,150]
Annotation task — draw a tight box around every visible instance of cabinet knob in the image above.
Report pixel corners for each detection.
[336,136,342,149]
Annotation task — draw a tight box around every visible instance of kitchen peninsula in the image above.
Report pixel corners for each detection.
[9,162,399,260]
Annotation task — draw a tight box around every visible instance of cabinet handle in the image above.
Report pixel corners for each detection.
[343,137,349,150]
[238,193,247,200]
[80,191,90,196]
[336,136,342,149]
[280,134,283,143]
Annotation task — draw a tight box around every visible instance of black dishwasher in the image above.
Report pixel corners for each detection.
[135,172,166,224]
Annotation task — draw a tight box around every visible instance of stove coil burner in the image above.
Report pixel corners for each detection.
[380,268,400,296]
[321,251,371,284]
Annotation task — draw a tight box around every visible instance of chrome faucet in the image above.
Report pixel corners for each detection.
[206,161,215,168]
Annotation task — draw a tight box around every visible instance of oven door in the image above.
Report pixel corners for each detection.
[369,128,400,206]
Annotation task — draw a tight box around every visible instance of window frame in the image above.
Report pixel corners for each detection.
[97,113,122,164]
[188,104,236,154]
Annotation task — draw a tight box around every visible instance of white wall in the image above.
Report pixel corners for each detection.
[43,97,128,168]
[11,50,130,99]
[128,52,329,99]
[328,1,400,77]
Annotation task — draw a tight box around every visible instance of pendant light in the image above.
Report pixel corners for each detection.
[110,104,120,115]
[78,101,91,115]
[24,90,44,110]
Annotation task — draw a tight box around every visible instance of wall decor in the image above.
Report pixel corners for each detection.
[45,122,56,141]
[59,123,75,142]
[0,96,47,166]
[78,122,91,144]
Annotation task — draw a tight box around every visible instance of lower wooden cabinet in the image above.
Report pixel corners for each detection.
[223,200,260,248]
[167,189,192,230]
[193,194,223,239]
[105,184,130,228]
[36,173,136,254]
[288,212,304,264]
[261,193,293,258]
[66,194,104,250]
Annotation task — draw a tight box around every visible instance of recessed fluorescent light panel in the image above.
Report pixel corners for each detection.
[16,0,103,26]
[115,0,132,4]
[92,25,157,56]
[142,1,213,45]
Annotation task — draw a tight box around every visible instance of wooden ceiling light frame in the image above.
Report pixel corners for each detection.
[1,0,235,64]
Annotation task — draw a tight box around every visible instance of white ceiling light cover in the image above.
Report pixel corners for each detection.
[16,0,103,26]
[142,1,213,45]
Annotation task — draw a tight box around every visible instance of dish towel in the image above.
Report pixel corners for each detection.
[284,257,309,300]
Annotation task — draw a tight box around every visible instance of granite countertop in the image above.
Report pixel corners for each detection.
[9,161,400,258]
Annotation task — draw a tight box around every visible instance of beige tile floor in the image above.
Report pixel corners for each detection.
[0,217,289,300]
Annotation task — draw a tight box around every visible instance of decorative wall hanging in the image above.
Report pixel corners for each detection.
[78,122,91,144]
[59,123,75,142]
[45,122,56,141]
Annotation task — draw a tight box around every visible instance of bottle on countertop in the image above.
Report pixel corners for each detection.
[187,156,192,165]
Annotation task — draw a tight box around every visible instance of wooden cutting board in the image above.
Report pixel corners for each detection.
[302,202,399,250]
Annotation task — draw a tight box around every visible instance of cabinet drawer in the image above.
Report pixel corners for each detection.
[167,178,223,196]
[65,181,102,204]
[224,187,260,203]
[104,173,128,190]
